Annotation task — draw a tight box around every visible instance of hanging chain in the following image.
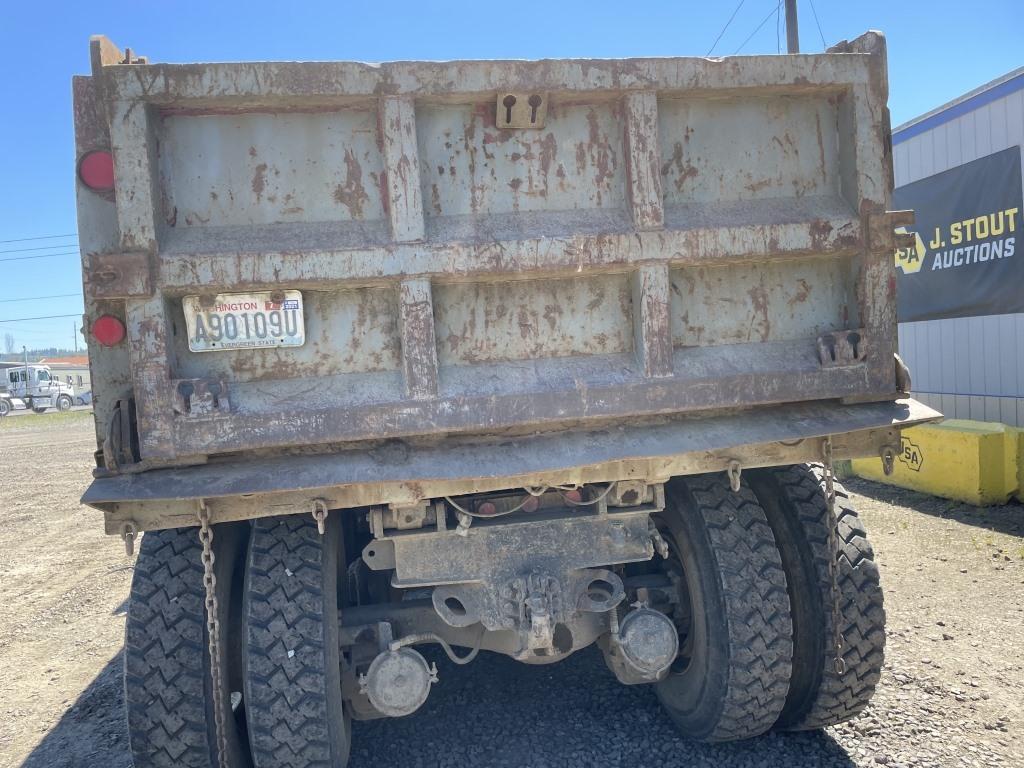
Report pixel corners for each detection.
[821,437,847,675]
[198,501,230,768]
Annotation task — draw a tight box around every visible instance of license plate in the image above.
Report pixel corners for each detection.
[183,291,305,352]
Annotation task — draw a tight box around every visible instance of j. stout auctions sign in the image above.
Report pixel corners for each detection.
[893,145,1022,322]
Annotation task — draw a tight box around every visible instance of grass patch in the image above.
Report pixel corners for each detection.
[0,408,94,431]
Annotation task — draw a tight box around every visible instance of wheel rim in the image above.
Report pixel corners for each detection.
[654,518,697,676]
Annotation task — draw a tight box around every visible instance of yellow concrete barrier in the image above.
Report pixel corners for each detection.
[851,420,1019,506]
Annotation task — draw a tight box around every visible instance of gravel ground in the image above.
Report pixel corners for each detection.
[1,413,1021,768]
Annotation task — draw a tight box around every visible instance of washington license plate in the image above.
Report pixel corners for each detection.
[183,291,305,352]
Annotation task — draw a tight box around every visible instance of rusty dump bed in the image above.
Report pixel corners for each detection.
[76,32,939,528]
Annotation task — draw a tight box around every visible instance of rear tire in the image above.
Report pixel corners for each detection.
[748,463,885,730]
[654,474,794,742]
[244,515,350,768]
[0,399,10,417]
[125,525,251,768]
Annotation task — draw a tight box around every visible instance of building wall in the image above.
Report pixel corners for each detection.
[49,365,92,392]
[893,72,1024,425]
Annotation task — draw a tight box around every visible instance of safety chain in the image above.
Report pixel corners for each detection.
[821,437,847,676]
[197,501,230,768]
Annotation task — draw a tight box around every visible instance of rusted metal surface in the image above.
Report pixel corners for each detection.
[364,502,658,661]
[75,32,935,514]
[74,71,132,456]
[85,251,153,299]
[88,397,940,533]
[159,107,386,228]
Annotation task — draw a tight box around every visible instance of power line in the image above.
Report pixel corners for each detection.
[0,250,80,264]
[0,293,82,304]
[706,0,747,56]
[807,0,827,49]
[0,233,77,245]
[733,1,784,55]
[0,242,81,255]
[0,314,81,324]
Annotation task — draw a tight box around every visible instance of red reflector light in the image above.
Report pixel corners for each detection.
[92,315,126,346]
[79,150,115,191]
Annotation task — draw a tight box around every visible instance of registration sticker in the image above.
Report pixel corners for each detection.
[183,290,305,352]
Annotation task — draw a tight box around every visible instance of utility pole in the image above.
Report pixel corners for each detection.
[73,322,78,353]
[785,0,800,53]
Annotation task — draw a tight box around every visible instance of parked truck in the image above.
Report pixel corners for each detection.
[76,31,939,767]
[0,389,25,417]
[4,364,75,413]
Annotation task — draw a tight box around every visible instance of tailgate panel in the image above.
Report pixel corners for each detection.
[77,33,907,463]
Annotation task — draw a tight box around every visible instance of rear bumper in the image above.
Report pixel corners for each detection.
[85,398,940,534]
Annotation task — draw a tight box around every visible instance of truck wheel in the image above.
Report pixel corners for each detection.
[654,474,793,742]
[57,394,73,411]
[747,463,885,730]
[245,515,350,768]
[125,525,252,768]
[0,399,10,417]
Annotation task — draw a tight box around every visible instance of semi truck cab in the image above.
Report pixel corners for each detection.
[6,365,75,413]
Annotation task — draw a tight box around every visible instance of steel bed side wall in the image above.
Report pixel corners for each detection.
[77,32,906,467]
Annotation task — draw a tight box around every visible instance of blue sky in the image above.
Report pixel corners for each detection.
[2,0,1021,350]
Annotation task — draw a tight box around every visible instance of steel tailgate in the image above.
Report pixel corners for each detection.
[77,32,909,464]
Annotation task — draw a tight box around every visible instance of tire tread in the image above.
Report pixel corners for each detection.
[245,516,346,768]
[761,463,885,730]
[676,475,794,741]
[125,527,217,768]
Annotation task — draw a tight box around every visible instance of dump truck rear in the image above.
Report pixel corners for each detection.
[75,31,939,766]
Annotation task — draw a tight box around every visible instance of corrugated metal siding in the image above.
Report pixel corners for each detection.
[893,85,1024,425]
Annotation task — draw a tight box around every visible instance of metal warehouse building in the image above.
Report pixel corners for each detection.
[893,67,1024,426]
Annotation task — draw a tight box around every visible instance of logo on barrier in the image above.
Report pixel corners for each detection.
[894,227,927,275]
[898,435,924,472]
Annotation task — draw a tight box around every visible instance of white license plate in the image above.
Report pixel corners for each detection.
[183,291,305,352]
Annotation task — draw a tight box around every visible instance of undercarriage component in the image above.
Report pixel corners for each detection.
[359,648,438,718]
[363,492,663,661]
[654,474,794,742]
[340,599,608,676]
[602,606,679,685]
[748,463,886,731]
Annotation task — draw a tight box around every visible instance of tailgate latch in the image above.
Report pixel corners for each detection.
[496,92,548,129]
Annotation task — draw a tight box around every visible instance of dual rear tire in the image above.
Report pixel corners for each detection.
[245,516,350,768]
[125,518,350,768]
[124,524,251,768]
[653,466,885,741]
[748,463,886,730]
[654,475,794,741]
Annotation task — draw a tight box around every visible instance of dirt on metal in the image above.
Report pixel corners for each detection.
[2,414,1021,768]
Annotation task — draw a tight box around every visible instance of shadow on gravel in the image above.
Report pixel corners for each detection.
[845,477,1024,539]
[22,645,861,767]
[20,652,130,768]
[349,646,858,768]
